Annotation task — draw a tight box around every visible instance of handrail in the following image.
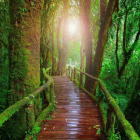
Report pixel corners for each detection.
[0,67,55,139]
[68,66,140,140]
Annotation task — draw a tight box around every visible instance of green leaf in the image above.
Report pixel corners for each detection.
[96,128,101,135]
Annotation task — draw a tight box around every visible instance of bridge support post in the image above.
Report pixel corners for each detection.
[50,83,55,103]
[106,105,116,139]
[80,72,83,87]
[68,66,70,77]
[26,99,35,133]
[71,68,73,79]
[74,67,76,82]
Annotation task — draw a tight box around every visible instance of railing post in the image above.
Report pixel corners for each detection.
[99,84,101,95]
[68,66,70,77]
[50,83,55,103]
[74,67,76,82]
[46,87,50,103]
[26,97,35,133]
[106,105,116,139]
[80,72,83,87]
[66,68,68,76]
[71,68,73,80]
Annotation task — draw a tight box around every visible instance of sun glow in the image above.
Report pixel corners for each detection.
[68,22,77,35]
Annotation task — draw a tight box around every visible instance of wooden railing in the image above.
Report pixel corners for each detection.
[0,67,55,140]
[67,66,140,140]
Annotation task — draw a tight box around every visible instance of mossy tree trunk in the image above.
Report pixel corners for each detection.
[0,0,10,112]
[8,0,43,139]
[91,0,117,94]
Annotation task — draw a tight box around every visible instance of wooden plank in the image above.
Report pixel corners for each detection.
[38,134,100,139]
[39,126,99,131]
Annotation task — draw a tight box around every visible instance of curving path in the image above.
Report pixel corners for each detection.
[37,76,101,140]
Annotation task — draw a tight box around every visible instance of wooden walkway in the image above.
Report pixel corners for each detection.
[37,76,101,140]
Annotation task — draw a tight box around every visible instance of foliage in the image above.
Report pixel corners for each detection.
[109,131,121,140]
[0,128,11,140]
[28,125,41,140]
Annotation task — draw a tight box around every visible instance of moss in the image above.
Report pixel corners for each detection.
[99,100,107,134]
[0,0,10,111]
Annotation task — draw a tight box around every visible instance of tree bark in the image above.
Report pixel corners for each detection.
[92,0,117,94]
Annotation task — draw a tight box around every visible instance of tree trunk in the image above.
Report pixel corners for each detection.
[92,0,117,94]
[61,0,69,75]
[80,0,93,91]
[8,0,43,139]
[57,0,69,75]
[52,15,55,75]
[79,0,85,75]
[40,0,52,70]
[57,17,63,75]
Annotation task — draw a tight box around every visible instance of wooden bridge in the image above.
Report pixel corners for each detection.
[37,76,101,140]
[0,67,140,140]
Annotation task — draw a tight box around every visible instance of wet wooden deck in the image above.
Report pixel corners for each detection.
[37,76,101,140]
